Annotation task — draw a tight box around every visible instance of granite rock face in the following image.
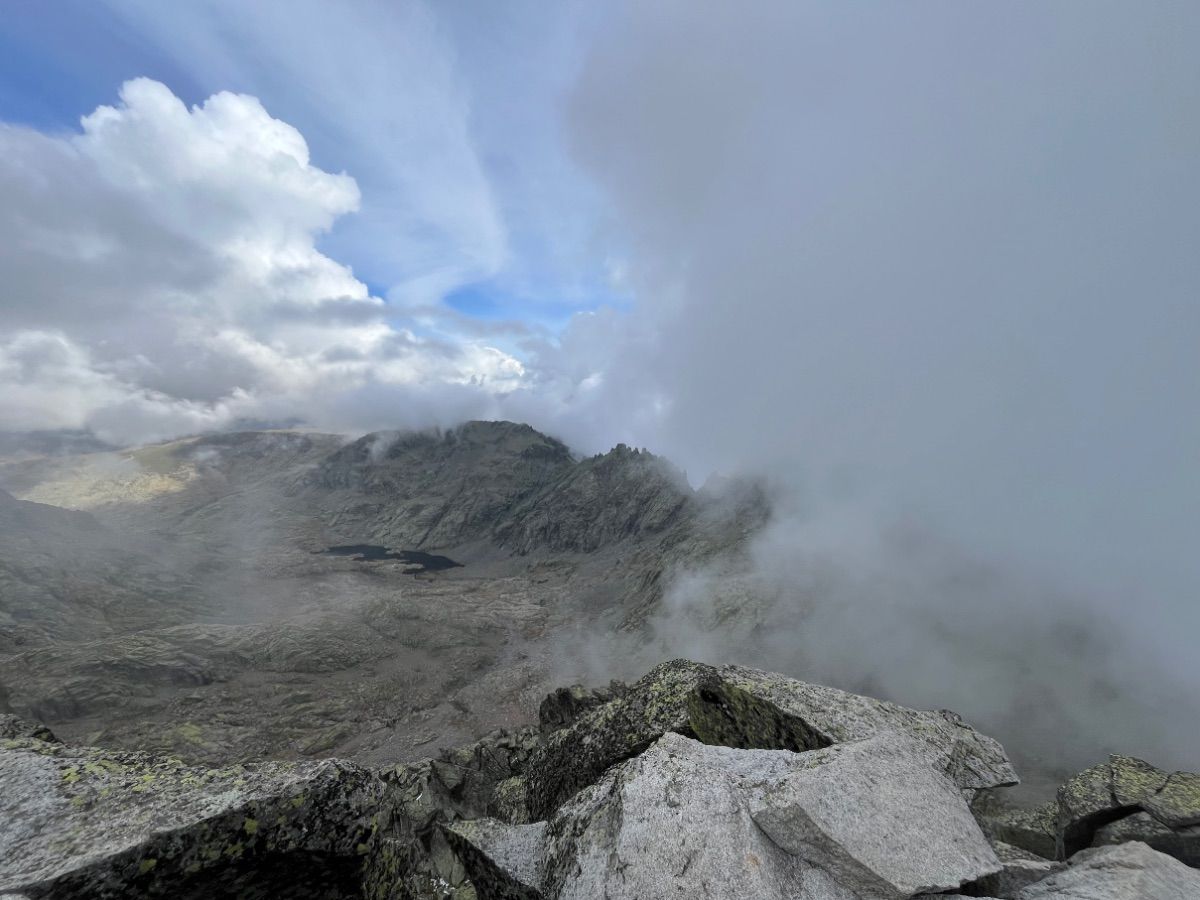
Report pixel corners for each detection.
[452,731,1000,900]
[1016,841,1200,899]
[965,840,1059,898]
[3,659,1194,900]
[0,731,386,899]
[1091,811,1200,868]
[443,820,546,899]
[974,799,1059,861]
[523,658,1018,820]
[1055,755,1200,860]
[746,733,1001,897]
[536,681,627,733]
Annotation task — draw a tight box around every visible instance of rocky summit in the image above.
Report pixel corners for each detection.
[1,660,1197,899]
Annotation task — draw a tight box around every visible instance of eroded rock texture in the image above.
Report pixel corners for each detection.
[1,660,1195,899]
[0,728,384,899]
[1055,754,1200,860]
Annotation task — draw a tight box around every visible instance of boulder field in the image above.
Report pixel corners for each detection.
[1,660,1196,899]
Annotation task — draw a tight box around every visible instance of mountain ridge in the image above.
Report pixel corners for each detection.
[0,421,765,767]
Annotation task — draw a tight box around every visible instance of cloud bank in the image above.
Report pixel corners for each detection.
[553,1,1200,772]
[0,78,525,443]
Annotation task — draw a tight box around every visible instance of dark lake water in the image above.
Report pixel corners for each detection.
[317,545,463,572]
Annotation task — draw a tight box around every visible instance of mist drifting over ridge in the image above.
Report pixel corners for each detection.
[1,0,1198,780]
[546,1,1200,774]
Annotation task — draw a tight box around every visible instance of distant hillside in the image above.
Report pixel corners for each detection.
[0,421,768,766]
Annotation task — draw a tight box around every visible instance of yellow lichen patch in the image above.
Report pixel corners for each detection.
[138,858,157,875]
[243,817,259,836]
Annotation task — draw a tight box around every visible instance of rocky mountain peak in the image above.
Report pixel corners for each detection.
[311,421,698,555]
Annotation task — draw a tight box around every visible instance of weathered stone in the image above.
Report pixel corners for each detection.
[1145,772,1200,829]
[745,733,1000,898]
[0,736,385,899]
[1092,811,1200,868]
[489,776,531,824]
[537,682,626,733]
[471,732,995,900]
[0,714,57,743]
[523,659,719,819]
[966,841,1059,898]
[1016,841,1200,898]
[1056,760,1125,859]
[524,659,1017,819]
[1109,754,1169,806]
[1055,755,1200,859]
[376,726,543,898]
[540,733,825,900]
[974,800,1059,861]
[714,664,1018,791]
[444,819,546,899]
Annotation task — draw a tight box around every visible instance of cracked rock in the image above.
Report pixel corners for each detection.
[1017,841,1200,899]
[1056,755,1200,860]
[454,731,999,900]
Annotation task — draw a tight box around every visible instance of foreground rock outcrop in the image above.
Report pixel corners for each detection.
[451,732,1001,900]
[1,661,1196,899]
[0,721,384,899]
[1014,841,1200,899]
[974,751,1200,874]
[523,659,1017,821]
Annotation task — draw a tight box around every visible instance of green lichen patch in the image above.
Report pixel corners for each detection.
[1109,755,1169,806]
[1146,772,1200,828]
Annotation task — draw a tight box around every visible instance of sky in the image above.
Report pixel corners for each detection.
[2,2,1199,762]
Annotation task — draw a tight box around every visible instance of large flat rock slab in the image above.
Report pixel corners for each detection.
[744,733,1001,898]
[0,734,383,899]
[454,731,1000,900]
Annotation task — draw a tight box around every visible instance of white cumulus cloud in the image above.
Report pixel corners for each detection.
[0,79,525,443]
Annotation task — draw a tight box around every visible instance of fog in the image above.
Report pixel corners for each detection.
[2,2,1198,777]
[545,1,1200,774]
